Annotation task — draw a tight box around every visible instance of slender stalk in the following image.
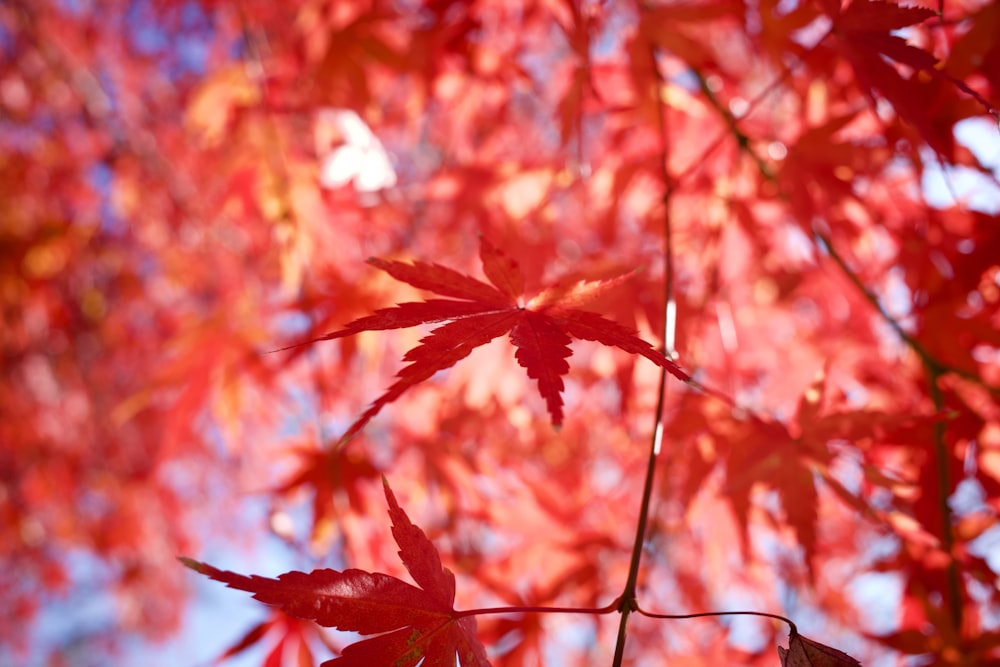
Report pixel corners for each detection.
[815,232,963,631]
[672,40,974,645]
[612,402,667,667]
[610,43,677,667]
[694,71,775,182]
[457,601,620,619]
[634,604,797,636]
[685,55,976,633]
[815,232,996,396]
[671,34,828,189]
[930,380,962,631]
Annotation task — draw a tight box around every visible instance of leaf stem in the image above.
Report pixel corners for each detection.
[634,604,797,636]
[456,601,620,619]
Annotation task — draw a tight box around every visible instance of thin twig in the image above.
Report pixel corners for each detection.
[683,42,986,641]
[671,40,821,189]
[816,231,964,632]
[457,601,620,618]
[634,604,797,637]
[610,43,677,667]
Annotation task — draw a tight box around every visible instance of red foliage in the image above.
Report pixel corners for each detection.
[183,480,490,667]
[2,0,999,665]
[780,629,862,667]
[285,236,688,438]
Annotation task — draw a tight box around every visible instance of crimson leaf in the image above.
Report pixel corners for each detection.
[291,237,689,441]
[778,629,863,667]
[181,479,491,667]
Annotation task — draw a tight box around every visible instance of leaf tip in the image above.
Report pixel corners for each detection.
[382,475,399,510]
[178,556,204,573]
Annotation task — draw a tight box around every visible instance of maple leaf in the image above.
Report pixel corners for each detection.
[213,613,318,667]
[292,237,690,440]
[778,629,863,667]
[181,479,491,667]
[274,440,381,549]
[827,1,944,150]
[825,0,996,155]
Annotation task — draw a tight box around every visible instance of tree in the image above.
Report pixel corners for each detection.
[1,0,998,664]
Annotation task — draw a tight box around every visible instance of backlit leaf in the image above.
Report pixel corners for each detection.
[292,237,689,439]
[778,630,863,667]
[182,480,490,667]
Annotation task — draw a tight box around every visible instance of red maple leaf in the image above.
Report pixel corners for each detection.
[825,0,996,155]
[181,479,490,667]
[290,237,690,441]
[212,612,319,667]
[778,628,862,666]
[274,439,381,546]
